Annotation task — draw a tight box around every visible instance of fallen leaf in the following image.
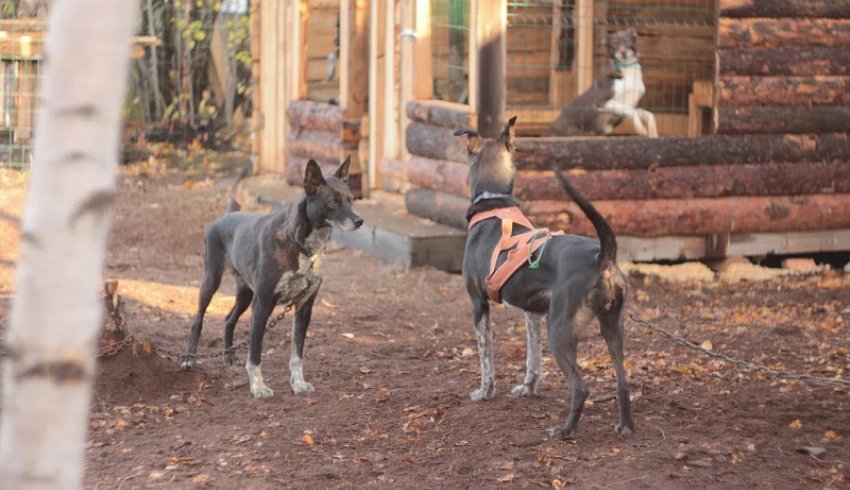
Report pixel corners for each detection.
[823,430,838,441]
[303,433,314,446]
[700,339,713,351]
[374,389,392,402]
[789,419,802,430]
[552,478,566,489]
[360,366,373,374]
[686,457,713,468]
[497,461,514,471]
[192,474,213,485]
[497,474,516,483]
[342,333,355,339]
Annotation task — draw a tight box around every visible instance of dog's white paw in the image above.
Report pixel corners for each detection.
[291,381,315,395]
[470,387,494,401]
[250,383,275,399]
[511,383,538,398]
[179,356,196,370]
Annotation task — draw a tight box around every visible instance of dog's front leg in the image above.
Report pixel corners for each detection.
[245,294,276,399]
[512,312,543,397]
[290,288,320,395]
[637,108,658,138]
[471,299,496,401]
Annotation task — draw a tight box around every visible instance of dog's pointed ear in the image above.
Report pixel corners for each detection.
[304,159,326,195]
[454,128,483,154]
[334,155,352,183]
[626,28,637,43]
[499,116,517,151]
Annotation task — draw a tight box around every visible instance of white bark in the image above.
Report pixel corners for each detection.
[0,2,138,488]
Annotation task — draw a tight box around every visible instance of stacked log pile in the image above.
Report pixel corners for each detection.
[716,0,850,134]
[404,100,850,237]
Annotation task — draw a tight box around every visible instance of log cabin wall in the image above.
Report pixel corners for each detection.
[715,0,850,134]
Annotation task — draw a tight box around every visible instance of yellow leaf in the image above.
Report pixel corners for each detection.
[342,333,355,339]
[823,430,838,441]
[552,479,566,489]
[789,419,802,430]
[114,418,127,429]
[302,433,314,445]
[700,340,713,351]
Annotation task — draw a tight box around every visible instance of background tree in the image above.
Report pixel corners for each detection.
[0,1,138,487]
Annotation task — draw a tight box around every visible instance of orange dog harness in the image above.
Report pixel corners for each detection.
[468,207,562,303]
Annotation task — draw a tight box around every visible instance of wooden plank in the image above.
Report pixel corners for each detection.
[404,187,469,229]
[718,18,850,49]
[258,0,278,172]
[398,0,433,161]
[719,0,850,19]
[368,0,386,189]
[476,0,506,137]
[525,194,850,237]
[574,0,593,95]
[515,133,850,170]
[718,46,850,77]
[291,0,309,101]
[717,76,850,107]
[250,0,262,164]
[467,0,479,111]
[717,106,850,134]
[381,0,399,163]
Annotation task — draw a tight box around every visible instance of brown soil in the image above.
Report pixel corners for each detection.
[1,162,848,489]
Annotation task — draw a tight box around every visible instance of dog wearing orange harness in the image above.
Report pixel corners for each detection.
[455,117,634,439]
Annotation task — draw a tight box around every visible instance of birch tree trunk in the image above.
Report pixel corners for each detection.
[0,2,138,488]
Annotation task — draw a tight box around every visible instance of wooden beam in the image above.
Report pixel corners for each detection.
[250,0,262,163]
[405,187,469,229]
[718,46,850,77]
[381,0,399,162]
[340,0,370,197]
[368,0,386,189]
[718,18,850,49]
[476,0,506,137]
[574,0,594,95]
[467,0,479,111]
[719,0,850,19]
[717,106,850,134]
[258,0,281,172]
[515,133,850,171]
[406,122,469,163]
[289,0,309,101]
[399,0,433,160]
[287,100,345,132]
[717,76,850,107]
[407,155,470,198]
[406,99,475,129]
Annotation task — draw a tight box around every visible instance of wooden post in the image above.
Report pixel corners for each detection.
[467,0,479,111]
[341,0,370,196]
[399,0,432,159]
[475,0,506,137]
[368,0,386,189]
[290,0,309,102]
[250,0,262,162]
[382,0,399,162]
[574,0,594,95]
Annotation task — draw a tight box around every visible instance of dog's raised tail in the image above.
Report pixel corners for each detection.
[227,161,254,213]
[552,165,617,264]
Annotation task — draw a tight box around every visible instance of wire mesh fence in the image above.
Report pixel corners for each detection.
[0,18,41,169]
[431,0,716,137]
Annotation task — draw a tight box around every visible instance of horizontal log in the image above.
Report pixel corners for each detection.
[515,133,850,171]
[718,47,850,76]
[406,100,475,129]
[404,187,469,229]
[526,194,850,237]
[718,18,850,49]
[407,156,470,198]
[717,106,850,134]
[717,76,850,107]
[720,0,850,18]
[515,162,850,201]
[286,135,344,163]
[406,122,469,163]
[287,100,345,133]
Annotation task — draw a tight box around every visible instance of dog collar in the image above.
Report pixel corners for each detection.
[614,60,639,69]
[472,192,514,204]
[288,229,315,257]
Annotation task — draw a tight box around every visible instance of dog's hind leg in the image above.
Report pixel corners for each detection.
[470,299,496,401]
[512,311,543,397]
[290,288,320,395]
[245,293,275,399]
[546,301,589,438]
[599,308,634,436]
[222,280,253,365]
[182,235,226,369]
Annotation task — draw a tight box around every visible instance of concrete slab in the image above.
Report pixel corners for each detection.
[239,175,467,272]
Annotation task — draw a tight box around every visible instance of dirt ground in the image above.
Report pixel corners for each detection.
[1,160,849,489]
